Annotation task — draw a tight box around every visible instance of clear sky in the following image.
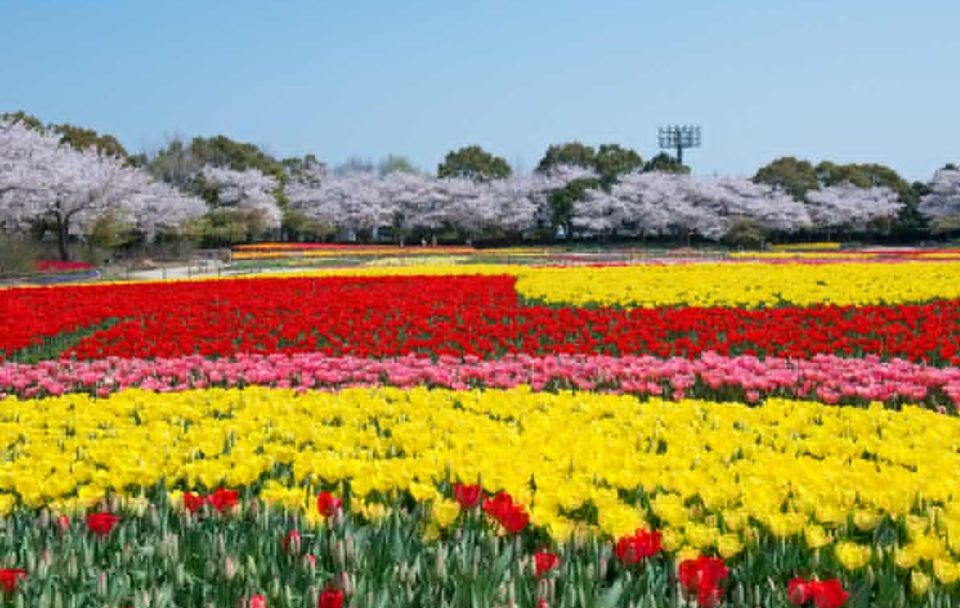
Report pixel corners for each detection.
[1,0,957,180]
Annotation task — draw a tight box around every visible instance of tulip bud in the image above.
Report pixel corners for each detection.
[334,540,346,569]
[303,554,317,574]
[55,515,70,534]
[67,555,79,580]
[435,545,447,581]
[340,570,355,595]
[283,530,301,555]
[224,556,237,581]
[346,533,356,563]
[97,571,108,596]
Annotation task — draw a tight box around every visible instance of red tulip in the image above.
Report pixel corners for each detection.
[86,512,119,536]
[499,504,530,534]
[246,595,267,608]
[679,556,729,607]
[787,577,848,608]
[809,579,849,608]
[209,488,240,513]
[697,584,724,608]
[316,491,342,518]
[0,569,25,593]
[318,587,344,608]
[534,551,560,576]
[453,483,483,509]
[614,529,662,565]
[536,600,550,608]
[788,578,811,606]
[481,491,529,533]
[679,556,728,593]
[183,492,206,513]
[482,491,515,520]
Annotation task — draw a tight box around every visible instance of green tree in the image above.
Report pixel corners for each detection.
[723,218,769,249]
[753,157,818,199]
[2,111,128,159]
[642,152,690,174]
[437,145,511,180]
[53,123,128,159]
[535,142,596,173]
[187,135,286,182]
[378,154,418,175]
[334,157,374,176]
[1,110,44,131]
[88,212,134,251]
[198,208,269,246]
[594,143,643,185]
[549,176,600,239]
[535,142,642,236]
[814,161,926,238]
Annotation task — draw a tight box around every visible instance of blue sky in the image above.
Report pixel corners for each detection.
[1,0,956,180]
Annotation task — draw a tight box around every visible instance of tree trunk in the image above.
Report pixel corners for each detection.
[56,215,70,261]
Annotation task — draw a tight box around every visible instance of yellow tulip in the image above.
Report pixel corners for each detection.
[717,534,744,559]
[911,570,932,597]
[835,543,871,570]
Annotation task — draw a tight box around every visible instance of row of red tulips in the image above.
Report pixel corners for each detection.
[3,275,960,364]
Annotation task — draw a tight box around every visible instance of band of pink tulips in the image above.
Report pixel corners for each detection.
[2,352,959,409]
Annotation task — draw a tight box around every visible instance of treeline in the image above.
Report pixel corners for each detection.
[2,110,959,267]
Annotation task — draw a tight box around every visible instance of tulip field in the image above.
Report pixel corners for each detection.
[5,256,960,607]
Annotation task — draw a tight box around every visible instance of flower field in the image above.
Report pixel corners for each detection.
[3,257,960,606]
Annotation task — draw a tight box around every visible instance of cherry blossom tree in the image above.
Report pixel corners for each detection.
[919,167,960,232]
[199,166,282,231]
[571,172,728,240]
[130,180,208,242]
[1,119,206,259]
[286,168,582,243]
[378,171,445,241]
[286,170,396,241]
[804,184,902,233]
[572,171,903,241]
[572,173,803,240]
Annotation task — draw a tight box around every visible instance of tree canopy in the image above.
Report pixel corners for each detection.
[437,145,512,181]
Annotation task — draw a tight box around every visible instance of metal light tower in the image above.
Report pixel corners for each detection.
[658,125,701,166]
